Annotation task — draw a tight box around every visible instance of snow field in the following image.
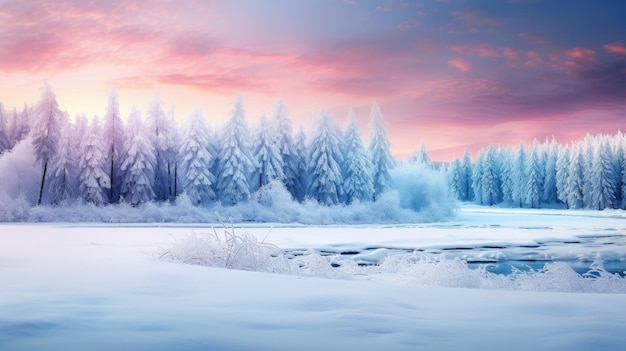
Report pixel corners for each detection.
[2,209,626,350]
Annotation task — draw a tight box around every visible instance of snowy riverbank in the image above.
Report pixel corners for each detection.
[2,207,626,350]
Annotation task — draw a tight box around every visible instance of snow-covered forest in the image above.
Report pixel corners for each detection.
[446,133,626,210]
[0,83,624,223]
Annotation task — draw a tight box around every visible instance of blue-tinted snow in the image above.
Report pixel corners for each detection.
[2,207,626,350]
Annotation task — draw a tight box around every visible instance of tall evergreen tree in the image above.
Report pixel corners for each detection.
[367,102,395,199]
[555,145,570,205]
[581,134,595,208]
[460,148,474,201]
[102,88,125,203]
[178,108,216,205]
[408,142,433,169]
[499,147,514,203]
[566,144,585,209]
[252,114,284,191]
[524,140,543,208]
[511,144,527,207]
[542,138,559,204]
[0,102,10,154]
[47,111,76,204]
[9,105,31,147]
[273,100,300,199]
[120,107,156,205]
[146,92,179,201]
[589,137,617,210]
[216,93,256,205]
[471,151,485,205]
[480,144,501,206]
[31,82,63,205]
[293,126,308,202]
[306,109,344,205]
[78,117,111,205]
[611,132,624,206]
[447,158,464,200]
[342,111,374,204]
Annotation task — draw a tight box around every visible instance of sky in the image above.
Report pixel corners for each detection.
[0,0,625,161]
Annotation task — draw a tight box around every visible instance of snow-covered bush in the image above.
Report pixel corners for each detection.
[159,223,291,273]
[391,163,457,220]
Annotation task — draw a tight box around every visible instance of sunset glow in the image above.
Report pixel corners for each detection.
[1,0,625,161]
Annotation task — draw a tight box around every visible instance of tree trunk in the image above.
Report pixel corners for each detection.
[38,161,48,206]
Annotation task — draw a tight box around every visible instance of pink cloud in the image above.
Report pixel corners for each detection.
[111,72,266,94]
[567,47,596,62]
[450,43,499,58]
[502,48,521,60]
[448,58,471,72]
[524,51,542,67]
[604,41,626,56]
[407,77,505,102]
[0,0,172,72]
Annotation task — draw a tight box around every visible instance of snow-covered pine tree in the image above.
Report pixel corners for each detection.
[472,150,485,205]
[511,144,526,207]
[207,123,220,185]
[178,108,216,205]
[252,113,284,191]
[47,111,76,204]
[31,82,63,205]
[342,110,374,204]
[146,92,179,201]
[499,147,514,203]
[555,145,570,205]
[581,134,596,208]
[480,144,501,206]
[216,93,256,205]
[460,148,474,201]
[408,142,433,169]
[524,140,544,208]
[165,105,181,198]
[120,106,156,206]
[306,109,344,206]
[367,102,395,200]
[102,88,125,203]
[9,105,31,147]
[610,132,624,206]
[0,102,10,154]
[621,143,626,209]
[78,116,111,206]
[565,143,585,209]
[447,158,464,200]
[273,100,300,199]
[542,138,559,204]
[588,137,616,210]
[293,126,308,202]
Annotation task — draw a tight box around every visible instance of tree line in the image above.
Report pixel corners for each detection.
[2,83,624,212]
[446,133,626,210]
[0,83,395,207]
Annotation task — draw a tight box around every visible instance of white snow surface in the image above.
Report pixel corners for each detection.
[2,207,626,350]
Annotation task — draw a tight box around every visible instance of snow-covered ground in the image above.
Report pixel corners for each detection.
[2,207,626,350]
